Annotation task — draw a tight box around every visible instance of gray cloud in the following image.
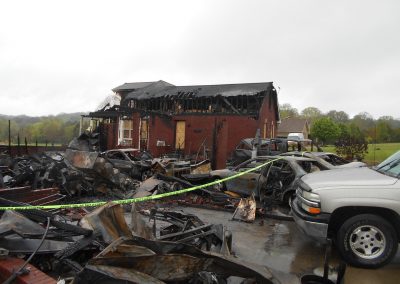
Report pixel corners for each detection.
[1,0,399,118]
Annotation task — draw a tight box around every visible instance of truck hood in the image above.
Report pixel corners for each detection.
[301,167,399,190]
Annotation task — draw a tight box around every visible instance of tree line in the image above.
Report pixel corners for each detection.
[280,104,400,160]
[280,104,400,144]
[0,113,87,146]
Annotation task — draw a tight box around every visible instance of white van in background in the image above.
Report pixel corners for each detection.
[287,133,305,141]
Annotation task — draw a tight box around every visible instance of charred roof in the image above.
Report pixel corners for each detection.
[112,80,174,93]
[124,81,275,101]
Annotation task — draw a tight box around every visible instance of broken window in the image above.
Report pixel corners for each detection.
[118,119,133,146]
[297,160,327,173]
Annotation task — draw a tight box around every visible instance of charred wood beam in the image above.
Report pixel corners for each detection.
[222,98,241,115]
[158,224,213,240]
[177,228,217,243]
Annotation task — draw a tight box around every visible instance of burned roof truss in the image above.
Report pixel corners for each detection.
[127,92,270,116]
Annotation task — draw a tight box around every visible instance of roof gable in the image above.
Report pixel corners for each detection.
[112,80,174,92]
[278,118,309,133]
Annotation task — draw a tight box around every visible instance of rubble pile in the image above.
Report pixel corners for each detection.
[0,200,276,283]
[0,133,140,202]
[0,132,335,284]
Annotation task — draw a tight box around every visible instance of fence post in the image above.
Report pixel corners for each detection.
[17,133,20,156]
[8,120,11,156]
[25,137,28,154]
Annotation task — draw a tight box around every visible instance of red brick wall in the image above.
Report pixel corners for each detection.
[104,122,118,150]
[166,114,266,168]
[105,93,278,168]
[148,114,174,157]
[258,95,278,138]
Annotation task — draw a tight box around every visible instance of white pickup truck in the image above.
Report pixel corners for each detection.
[292,151,400,268]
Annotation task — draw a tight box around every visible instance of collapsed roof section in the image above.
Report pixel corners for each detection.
[119,81,278,118]
[112,81,168,92]
[124,81,274,100]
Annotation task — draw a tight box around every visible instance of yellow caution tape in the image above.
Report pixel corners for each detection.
[0,157,282,210]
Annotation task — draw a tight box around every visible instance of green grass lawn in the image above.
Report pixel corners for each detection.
[321,143,400,166]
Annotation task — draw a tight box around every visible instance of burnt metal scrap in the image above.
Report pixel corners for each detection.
[75,236,277,284]
[0,201,97,280]
[0,135,141,201]
[0,202,131,280]
[145,208,229,254]
[64,149,137,197]
[0,200,281,283]
[231,193,256,223]
[102,148,153,181]
[75,204,277,283]
[132,173,240,212]
[0,130,216,205]
[151,158,211,178]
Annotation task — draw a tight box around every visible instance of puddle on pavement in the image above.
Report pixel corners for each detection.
[265,222,292,249]
[263,221,326,275]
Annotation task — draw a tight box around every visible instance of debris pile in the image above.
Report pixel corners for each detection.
[0,133,140,201]
[0,131,335,283]
[0,201,277,283]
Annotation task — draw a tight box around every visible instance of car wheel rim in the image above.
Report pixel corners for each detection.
[212,182,223,191]
[349,225,386,259]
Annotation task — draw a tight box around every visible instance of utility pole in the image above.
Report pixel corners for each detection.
[374,123,377,165]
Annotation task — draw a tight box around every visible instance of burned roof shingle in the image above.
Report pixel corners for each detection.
[112,80,174,92]
[124,81,275,101]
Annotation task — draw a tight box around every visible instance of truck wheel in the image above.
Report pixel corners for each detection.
[283,191,295,207]
[141,170,152,181]
[336,214,398,268]
[211,177,226,192]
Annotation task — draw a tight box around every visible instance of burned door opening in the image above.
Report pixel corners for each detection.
[175,121,186,150]
[140,118,149,150]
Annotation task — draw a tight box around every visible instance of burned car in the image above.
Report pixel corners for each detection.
[228,137,308,166]
[312,151,366,167]
[102,148,152,181]
[209,156,330,206]
[280,151,366,168]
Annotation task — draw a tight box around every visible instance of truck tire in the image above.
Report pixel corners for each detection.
[283,190,295,207]
[336,214,398,268]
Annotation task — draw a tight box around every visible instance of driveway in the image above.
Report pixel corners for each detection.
[172,206,400,284]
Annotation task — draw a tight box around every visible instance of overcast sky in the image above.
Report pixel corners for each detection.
[0,0,399,119]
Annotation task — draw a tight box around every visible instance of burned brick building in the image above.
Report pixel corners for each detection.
[88,80,280,169]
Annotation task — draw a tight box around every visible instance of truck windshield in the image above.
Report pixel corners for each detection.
[375,151,400,177]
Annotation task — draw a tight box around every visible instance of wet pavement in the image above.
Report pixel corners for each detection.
[168,206,400,284]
